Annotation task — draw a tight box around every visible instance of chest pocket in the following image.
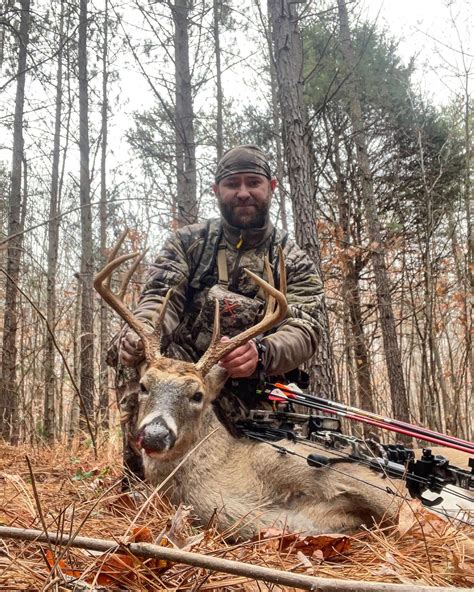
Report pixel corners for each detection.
[191,244,268,352]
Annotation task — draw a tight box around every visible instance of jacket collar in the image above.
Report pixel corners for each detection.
[221,217,274,251]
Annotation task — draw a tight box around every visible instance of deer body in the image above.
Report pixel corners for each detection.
[136,362,399,538]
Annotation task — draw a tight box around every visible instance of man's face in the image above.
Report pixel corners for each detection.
[213,173,276,229]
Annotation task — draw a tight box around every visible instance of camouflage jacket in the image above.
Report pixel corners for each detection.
[131,218,324,376]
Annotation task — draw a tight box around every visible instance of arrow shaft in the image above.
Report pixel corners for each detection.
[266,386,474,455]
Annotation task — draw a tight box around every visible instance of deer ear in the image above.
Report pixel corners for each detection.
[204,365,228,401]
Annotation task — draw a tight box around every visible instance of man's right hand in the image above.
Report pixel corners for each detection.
[119,329,145,367]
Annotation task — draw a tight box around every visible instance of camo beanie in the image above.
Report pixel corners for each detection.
[215,145,272,183]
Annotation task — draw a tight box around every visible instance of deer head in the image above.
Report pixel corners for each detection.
[94,243,288,462]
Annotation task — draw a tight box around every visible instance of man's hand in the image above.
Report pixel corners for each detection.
[119,329,145,367]
[218,336,258,378]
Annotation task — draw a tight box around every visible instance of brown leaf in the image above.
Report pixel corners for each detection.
[108,492,139,515]
[45,550,82,578]
[398,499,448,538]
[258,529,351,559]
[131,525,153,543]
[94,553,136,586]
[290,533,352,559]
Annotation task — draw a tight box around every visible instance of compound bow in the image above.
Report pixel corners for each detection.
[238,382,474,522]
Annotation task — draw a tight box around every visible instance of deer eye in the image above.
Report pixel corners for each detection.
[191,391,203,404]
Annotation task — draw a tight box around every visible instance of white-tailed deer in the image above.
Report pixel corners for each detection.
[95,251,473,538]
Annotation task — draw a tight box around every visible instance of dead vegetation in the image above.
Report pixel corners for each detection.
[0,439,472,591]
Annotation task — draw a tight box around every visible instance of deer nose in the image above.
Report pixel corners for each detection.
[139,418,176,454]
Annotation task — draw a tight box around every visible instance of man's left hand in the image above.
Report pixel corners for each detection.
[218,337,258,378]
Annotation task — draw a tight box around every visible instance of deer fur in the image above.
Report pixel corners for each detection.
[136,359,405,538]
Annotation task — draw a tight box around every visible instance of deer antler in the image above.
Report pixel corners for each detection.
[94,248,172,363]
[195,249,288,376]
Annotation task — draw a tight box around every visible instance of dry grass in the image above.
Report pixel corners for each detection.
[0,438,472,591]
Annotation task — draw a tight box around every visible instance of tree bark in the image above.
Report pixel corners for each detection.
[266,0,287,231]
[333,128,374,419]
[44,0,65,441]
[98,0,110,430]
[268,0,335,399]
[173,0,197,226]
[213,0,223,161]
[461,70,473,441]
[0,0,30,443]
[78,0,94,427]
[0,0,15,71]
[446,209,470,438]
[336,0,410,423]
[69,277,82,440]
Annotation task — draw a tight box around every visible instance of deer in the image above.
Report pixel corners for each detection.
[95,250,473,539]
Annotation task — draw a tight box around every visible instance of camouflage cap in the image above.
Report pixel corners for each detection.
[215,145,272,183]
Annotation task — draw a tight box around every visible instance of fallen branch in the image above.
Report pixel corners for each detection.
[0,525,470,592]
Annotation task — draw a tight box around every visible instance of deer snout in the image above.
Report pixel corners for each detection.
[137,417,177,455]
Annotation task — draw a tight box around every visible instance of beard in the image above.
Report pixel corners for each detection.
[217,195,271,229]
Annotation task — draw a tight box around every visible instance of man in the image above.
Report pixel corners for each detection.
[113,145,324,480]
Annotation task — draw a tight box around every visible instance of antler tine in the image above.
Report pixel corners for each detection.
[150,288,173,349]
[277,246,287,296]
[105,228,129,289]
[195,253,288,376]
[262,257,276,318]
[260,250,286,318]
[206,299,221,350]
[94,252,160,362]
[118,249,148,301]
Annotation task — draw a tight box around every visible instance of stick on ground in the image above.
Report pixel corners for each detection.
[0,525,470,592]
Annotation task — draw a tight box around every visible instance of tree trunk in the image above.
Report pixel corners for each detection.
[266,0,287,232]
[268,0,335,399]
[0,0,30,443]
[336,0,409,423]
[78,0,95,428]
[98,0,110,430]
[44,0,65,441]
[447,209,470,438]
[0,0,15,71]
[173,0,197,226]
[461,70,473,440]
[213,0,223,161]
[69,277,82,440]
[333,129,374,419]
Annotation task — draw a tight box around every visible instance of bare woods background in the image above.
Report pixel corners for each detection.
[0,0,472,445]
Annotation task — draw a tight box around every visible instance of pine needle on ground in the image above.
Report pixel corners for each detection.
[0,440,472,590]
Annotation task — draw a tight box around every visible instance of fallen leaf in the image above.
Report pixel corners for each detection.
[94,553,136,586]
[132,525,153,543]
[398,499,448,538]
[258,529,351,559]
[45,550,82,578]
[108,492,141,517]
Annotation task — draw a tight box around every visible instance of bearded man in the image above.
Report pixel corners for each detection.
[113,145,324,482]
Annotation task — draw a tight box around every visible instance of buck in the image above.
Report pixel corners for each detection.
[95,251,472,538]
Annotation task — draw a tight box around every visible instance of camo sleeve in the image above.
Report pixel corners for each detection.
[261,240,324,375]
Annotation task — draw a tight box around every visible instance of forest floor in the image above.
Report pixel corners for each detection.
[0,436,472,591]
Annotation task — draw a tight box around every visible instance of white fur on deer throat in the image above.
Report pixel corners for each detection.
[138,410,177,437]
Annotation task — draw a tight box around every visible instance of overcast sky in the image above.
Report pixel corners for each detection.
[362,0,472,105]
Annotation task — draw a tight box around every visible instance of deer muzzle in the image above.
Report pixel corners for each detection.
[137,417,177,455]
